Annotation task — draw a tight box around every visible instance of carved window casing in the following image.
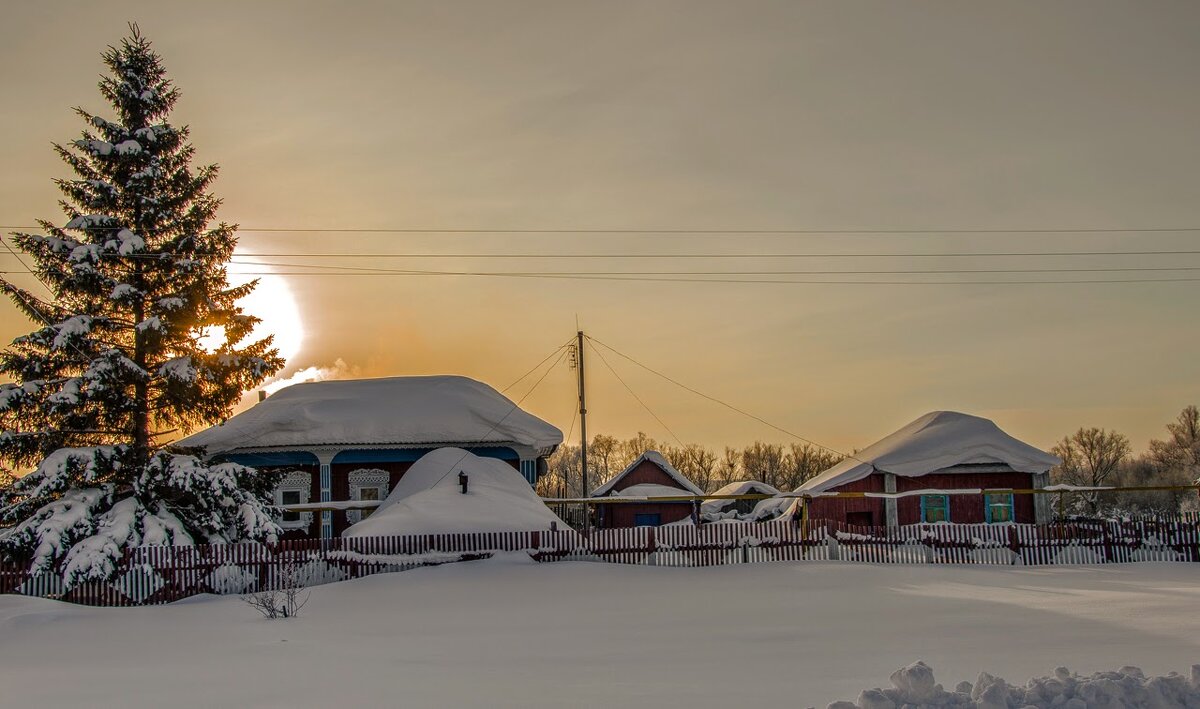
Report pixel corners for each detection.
[347,468,390,524]
[274,470,313,530]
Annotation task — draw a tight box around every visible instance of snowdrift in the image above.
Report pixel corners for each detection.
[800,411,1060,493]
[700,480,780,521]
[343,447,568,537]
[179,375,563,453]
[829,661,1200,709]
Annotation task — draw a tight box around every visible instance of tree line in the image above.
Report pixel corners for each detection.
[536,432,843,497]
[1051,405,1200,517]
[541,405,1200,518]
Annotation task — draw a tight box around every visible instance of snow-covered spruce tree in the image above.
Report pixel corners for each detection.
[0,25,285,586]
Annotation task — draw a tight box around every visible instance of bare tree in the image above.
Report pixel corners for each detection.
[588,434,620,486]
[741,442,788,489]
[242,561,310,619]
[785,443,843,489]
[664,444,719,492]
[1052,427,1131,515]
[714,447,740,489]
[1148,405,1200,479]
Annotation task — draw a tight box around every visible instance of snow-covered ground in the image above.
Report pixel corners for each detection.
[2,560,1198,708]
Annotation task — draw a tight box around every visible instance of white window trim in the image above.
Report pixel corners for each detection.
[347,468,390,524]
[275,470,314,530]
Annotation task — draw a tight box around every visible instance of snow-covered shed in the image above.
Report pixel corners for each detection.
[590,451,704,528]
[700,480,780,522]
[793,411,1059,527]
[343,448,570,537]
[178,375,562,539]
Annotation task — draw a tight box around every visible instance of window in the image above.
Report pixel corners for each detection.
[357,486,381,519]
[274,471,313,530]
[985,493,1014,523]
[348,469,390,524]
[634,513,662,527]
[280,490,301,522]
[920,495,950,523]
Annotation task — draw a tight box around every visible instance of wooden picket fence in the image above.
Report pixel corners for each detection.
[2,516,1199,606]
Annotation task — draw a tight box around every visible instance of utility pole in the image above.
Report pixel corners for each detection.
[576,330,590,533]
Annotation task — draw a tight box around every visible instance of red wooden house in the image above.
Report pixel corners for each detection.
[591,451,704,528]
[794,411,1059,527]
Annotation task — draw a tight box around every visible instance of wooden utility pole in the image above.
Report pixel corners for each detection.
[576,330,590,533]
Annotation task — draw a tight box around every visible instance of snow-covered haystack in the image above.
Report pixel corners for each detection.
[343,448,569,537]
[828,661,1200,709]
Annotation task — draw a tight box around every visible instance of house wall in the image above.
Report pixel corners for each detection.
[806,470,1038,527]
[806,475,888,527]
[601,502,694,528]
[265,456,523,538]
[894,471,1037,525]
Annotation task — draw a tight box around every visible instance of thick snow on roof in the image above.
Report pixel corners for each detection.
[590,450,704,497]
[343,447,568,536]
[179,375,563,453]
[700,480,780,513]
[609,483,698,499]
[798,411,1060,493]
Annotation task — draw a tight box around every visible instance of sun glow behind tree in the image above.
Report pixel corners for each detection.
[199,252,304,366]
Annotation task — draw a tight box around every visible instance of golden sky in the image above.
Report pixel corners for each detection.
[1,1,1197,454]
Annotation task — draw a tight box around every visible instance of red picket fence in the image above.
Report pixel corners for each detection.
[3,517,1198,607]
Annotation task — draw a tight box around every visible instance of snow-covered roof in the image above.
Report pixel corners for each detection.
[700,480,780,512]
[591,450,704,497]
[610,483,698,499]
[178,375,563,454]
[797,411,1060,493]
[343,447,569,536]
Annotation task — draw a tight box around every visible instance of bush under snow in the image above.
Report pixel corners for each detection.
[826,661,1200,709]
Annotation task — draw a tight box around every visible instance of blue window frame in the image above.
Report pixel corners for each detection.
[985,493,1014,523]
[920,495,950,523]
[634,513,662,527]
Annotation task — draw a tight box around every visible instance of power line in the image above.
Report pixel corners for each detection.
[226,259,1200,275]
[585,335,859,464]
[5,224,1200,235]
[190,249,1200,258]
[500,337,574,394]
[586,338,686,449]
[428,345,569,490]
[169,269,1200,285]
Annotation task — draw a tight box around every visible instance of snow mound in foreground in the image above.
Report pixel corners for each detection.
[343,447,568,537]
[828,661,1200,709]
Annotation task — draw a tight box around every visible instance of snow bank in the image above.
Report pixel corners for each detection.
[701,480,780,521]
[342,448,568,537]
[829,661,1200,709]
[800,411,1060,493]
[179,375,563,453]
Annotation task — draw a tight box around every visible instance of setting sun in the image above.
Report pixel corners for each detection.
[199,256,304,365]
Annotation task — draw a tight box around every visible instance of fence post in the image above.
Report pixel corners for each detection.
[1008,525,1021,565]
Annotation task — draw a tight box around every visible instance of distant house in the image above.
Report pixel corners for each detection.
[793,411,1059,527]
[700,480,780,522]
[178,375,562,539]
[590,451,704,528]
